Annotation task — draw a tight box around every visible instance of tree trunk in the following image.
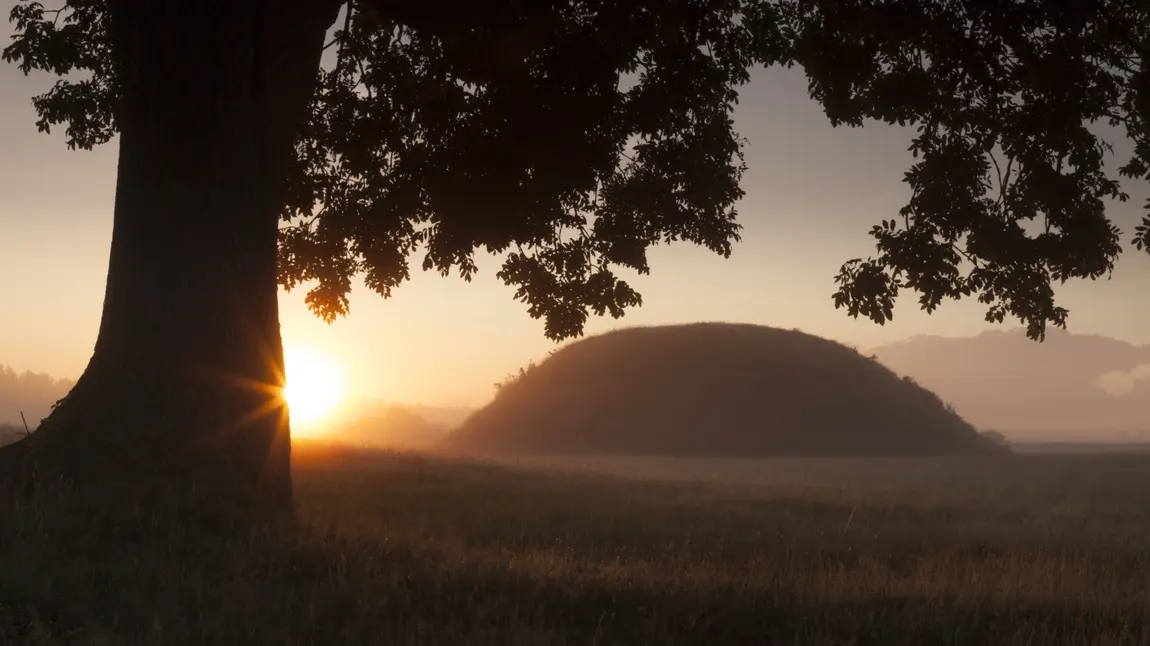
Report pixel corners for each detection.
[0,1,340,520]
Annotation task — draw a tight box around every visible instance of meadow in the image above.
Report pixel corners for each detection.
[4,443,1150,645]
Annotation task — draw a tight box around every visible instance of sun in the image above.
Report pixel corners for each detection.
[283,346,344,431]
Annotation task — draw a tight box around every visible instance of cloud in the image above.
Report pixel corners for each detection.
[1095,363,1150,396]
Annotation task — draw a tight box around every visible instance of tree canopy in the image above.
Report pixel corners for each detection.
[6,0,1149,342]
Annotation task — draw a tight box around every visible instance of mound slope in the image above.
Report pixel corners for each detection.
[448,323,1005,457]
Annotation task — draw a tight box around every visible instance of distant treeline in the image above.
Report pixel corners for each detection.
[0,364,74,430]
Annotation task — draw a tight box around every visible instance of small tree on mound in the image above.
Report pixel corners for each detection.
[494,362,539,395]
[981,430,1011,449]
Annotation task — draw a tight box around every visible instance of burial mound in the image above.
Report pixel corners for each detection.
[448,323,1005,458]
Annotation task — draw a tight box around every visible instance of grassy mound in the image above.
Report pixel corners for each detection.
[448,323,1003,457]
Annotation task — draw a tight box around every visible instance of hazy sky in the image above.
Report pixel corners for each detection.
[3,25,1149,408]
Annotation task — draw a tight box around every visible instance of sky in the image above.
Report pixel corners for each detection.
[2,24,1149,409]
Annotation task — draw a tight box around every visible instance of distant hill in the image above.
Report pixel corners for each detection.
[0,364,74,429]
[869,329,1150,441]
[325,402,461,449]
[447,323,1004,458]
[396,404,473,430]
[339,399,472,431]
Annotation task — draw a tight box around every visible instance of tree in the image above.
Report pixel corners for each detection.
[980,429,1011,449]
[1,0,1146,517]
[805,2,1150,340]
[0,0,781,517]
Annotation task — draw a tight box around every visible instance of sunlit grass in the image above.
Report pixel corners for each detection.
[4,448,1150,644]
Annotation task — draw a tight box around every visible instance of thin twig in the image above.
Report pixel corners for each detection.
[843,505,857,535]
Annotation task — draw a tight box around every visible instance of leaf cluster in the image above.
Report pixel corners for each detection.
[4,0,115,149]
[806,1,1150,340]
[278,0,787,339]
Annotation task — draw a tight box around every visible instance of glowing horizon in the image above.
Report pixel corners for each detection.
[283,346,345,435]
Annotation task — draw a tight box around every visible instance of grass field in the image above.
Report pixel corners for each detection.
[4,444,1150,645]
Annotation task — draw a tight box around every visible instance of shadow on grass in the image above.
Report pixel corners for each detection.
[5,447,1150,645]
[2,494,1145,646]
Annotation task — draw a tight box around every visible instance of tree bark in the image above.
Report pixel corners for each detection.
[0,0,340,520]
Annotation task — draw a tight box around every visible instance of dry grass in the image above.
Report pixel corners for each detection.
[0,423,25,446]
[4,445,1150,645]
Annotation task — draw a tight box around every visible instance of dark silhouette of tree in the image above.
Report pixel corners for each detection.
[494,362,539,395]
[980,430,1011,449]
[806,2,1150,340]
[1,1,1146,515]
